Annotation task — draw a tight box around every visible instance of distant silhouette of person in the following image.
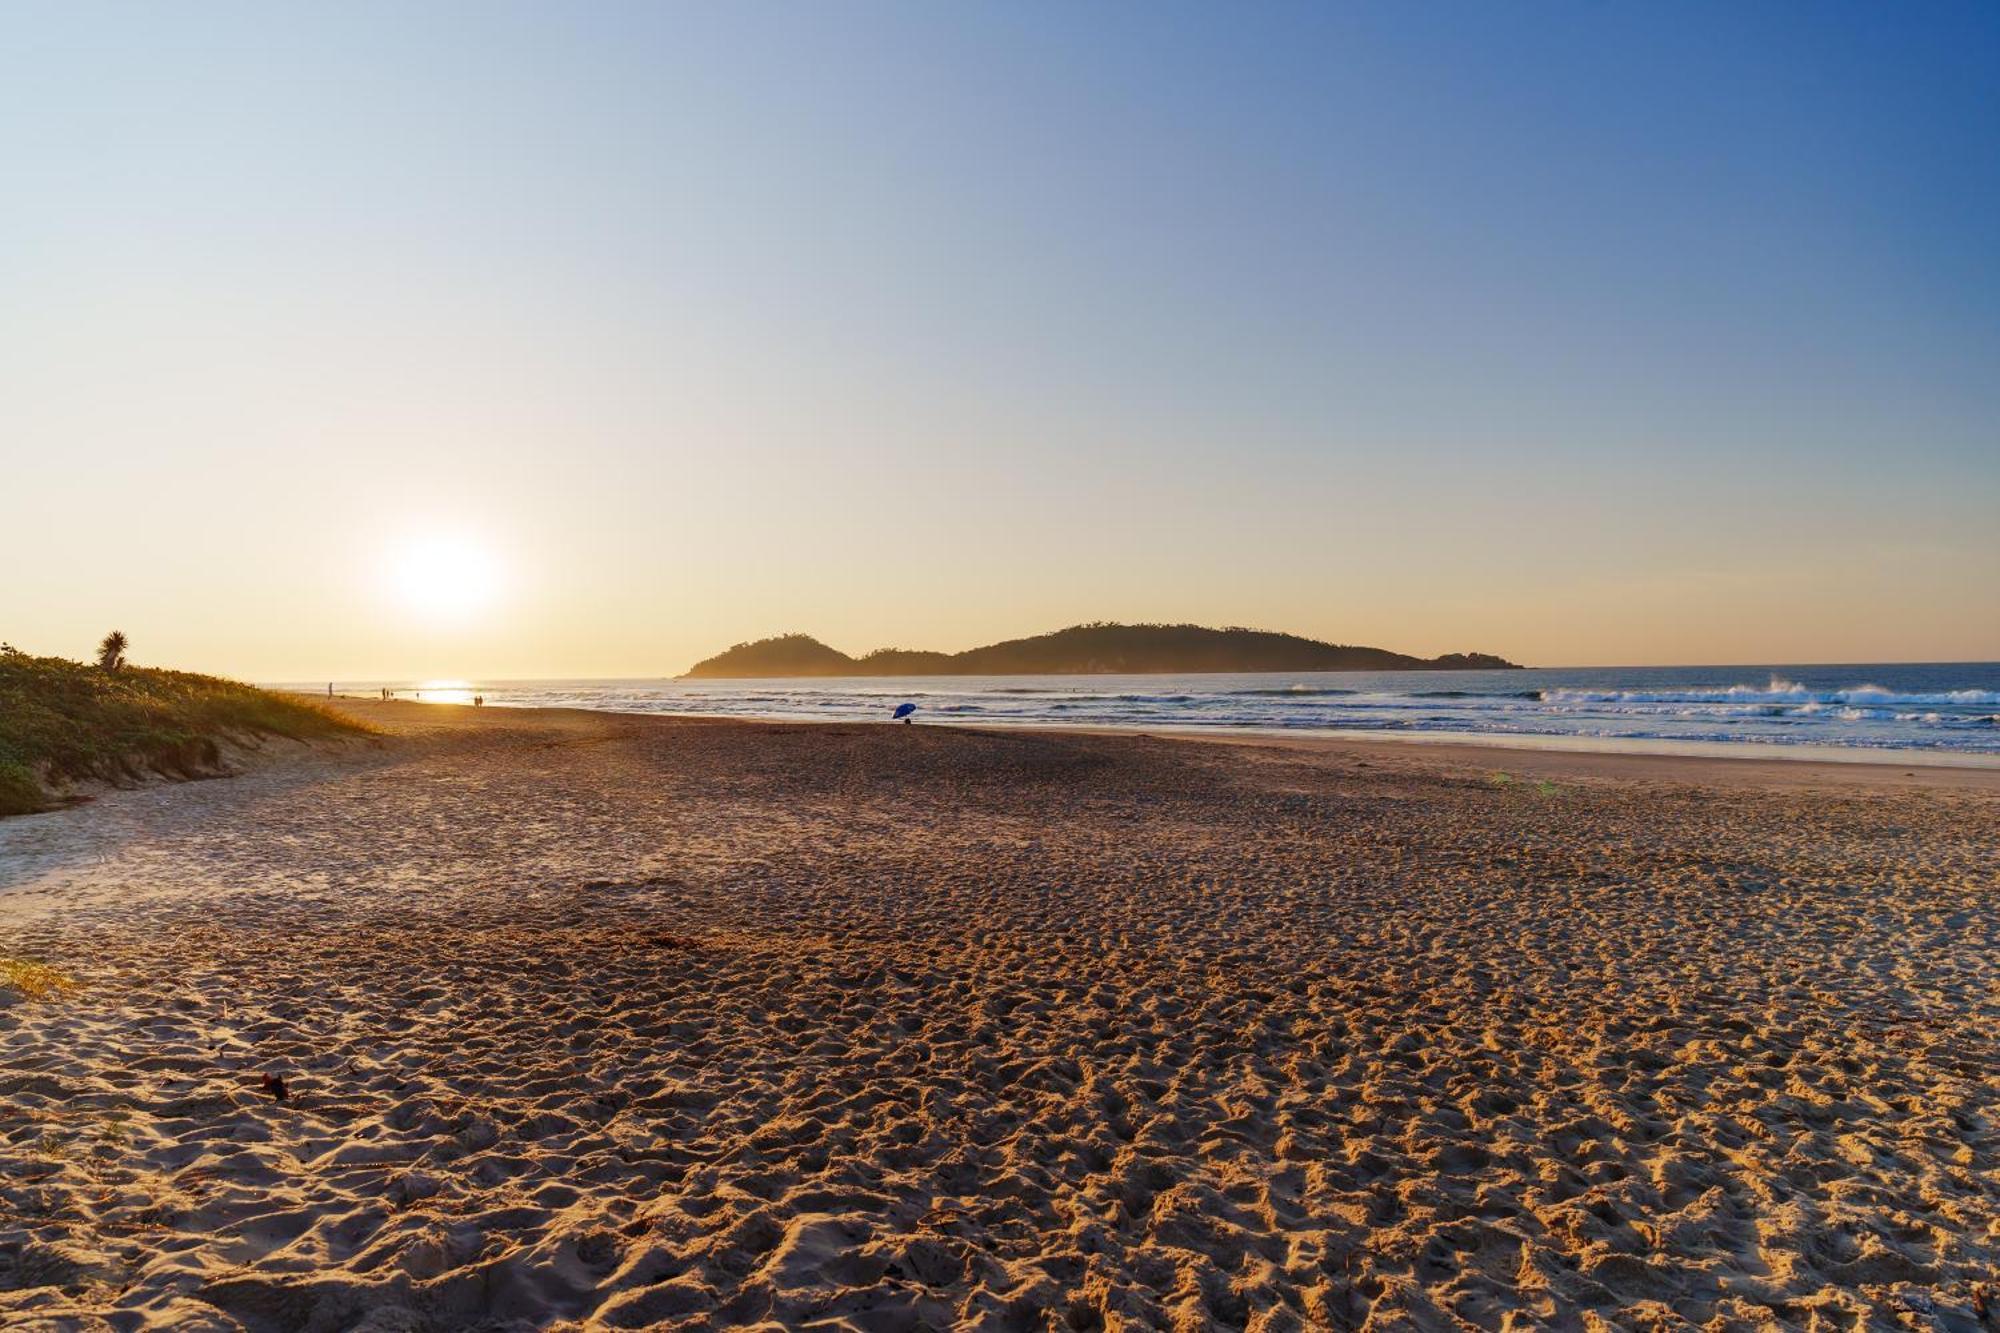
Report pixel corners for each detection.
[474,695,484,707]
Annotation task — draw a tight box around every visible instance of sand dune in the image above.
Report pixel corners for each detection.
[3,703,1997,1330]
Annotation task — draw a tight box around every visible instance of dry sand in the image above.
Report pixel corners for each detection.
[3,701,1998,1331]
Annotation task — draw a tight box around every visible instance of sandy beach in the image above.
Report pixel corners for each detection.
[4,700,1998,1331]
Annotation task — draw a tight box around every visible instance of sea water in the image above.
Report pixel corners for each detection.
[297,663,2000,755]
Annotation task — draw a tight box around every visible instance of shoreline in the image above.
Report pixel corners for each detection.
[286,692,2000,786]
[1050,722,2000,788]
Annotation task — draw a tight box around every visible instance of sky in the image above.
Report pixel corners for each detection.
[3,1,1996,678]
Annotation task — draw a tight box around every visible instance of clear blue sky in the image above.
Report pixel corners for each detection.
[3,2,1996,675]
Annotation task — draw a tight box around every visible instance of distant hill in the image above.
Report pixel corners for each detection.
[683,623,1519,678]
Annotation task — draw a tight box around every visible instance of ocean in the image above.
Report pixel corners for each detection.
[297,662,2000,757]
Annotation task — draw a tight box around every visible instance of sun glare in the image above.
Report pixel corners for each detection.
[388,534,502,624]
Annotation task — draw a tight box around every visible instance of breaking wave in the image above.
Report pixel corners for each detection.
[1540,679,2000,708]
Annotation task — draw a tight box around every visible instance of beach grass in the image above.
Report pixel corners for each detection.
[0,956,80,1001]
[0,648,370,816]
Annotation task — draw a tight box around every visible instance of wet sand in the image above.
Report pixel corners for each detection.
[3,700,1998,1330]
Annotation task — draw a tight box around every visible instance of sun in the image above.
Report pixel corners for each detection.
[388,534,502,623]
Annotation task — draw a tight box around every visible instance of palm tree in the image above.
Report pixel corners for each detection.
[96,630,128,672]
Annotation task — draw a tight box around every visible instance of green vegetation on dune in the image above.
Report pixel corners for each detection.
[0,646,369,816]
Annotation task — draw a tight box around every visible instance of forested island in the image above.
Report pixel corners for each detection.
[682,622,1519,678]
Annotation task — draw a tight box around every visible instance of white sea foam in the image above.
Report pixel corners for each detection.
[1540,678,2000,708]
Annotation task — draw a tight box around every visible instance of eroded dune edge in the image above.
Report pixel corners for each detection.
[3,702,1997,1331]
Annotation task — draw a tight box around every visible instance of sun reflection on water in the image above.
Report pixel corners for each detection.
[411,679,477,706]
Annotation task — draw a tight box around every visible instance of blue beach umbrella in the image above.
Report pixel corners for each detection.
[892,702,917,722]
